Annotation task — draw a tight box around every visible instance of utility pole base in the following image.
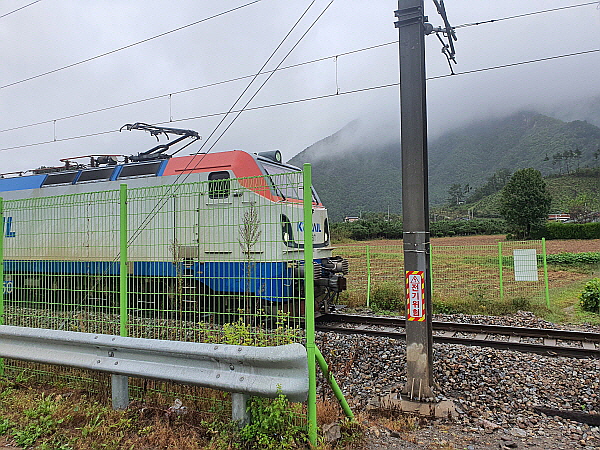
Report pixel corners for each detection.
[369,393,457,419]
[401,376,435,402]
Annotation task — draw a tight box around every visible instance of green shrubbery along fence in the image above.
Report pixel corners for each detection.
[335,240,551,314]
[332,218,508,241]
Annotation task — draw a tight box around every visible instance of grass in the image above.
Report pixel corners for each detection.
[334,238,600,325]
[0,380,371,450]
[0,375,268,450]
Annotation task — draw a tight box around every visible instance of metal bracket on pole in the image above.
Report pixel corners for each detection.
[394,6,424,28]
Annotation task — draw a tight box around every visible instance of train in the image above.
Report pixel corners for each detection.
[0,123,348,318]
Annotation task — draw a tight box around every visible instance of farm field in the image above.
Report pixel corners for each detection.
[347,234,600,254]
[333,235,600,320]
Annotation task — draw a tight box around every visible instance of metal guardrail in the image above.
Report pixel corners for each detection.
[0,325,308,423]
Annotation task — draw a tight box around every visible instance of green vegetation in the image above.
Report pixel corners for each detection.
[500,168,552,239]
[331,217,507,241]
[239,393,306,450]
[580,278,600,313]
[370,282,403,312]
[540,222,600,240]
[432,293,544,317]
[290,111,600,221]
[0,378,315,450]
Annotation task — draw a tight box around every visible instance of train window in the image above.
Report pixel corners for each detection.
[208,171,230,199]
[42,171,78,186]
[261,163,302,200]
[261,162,320,202]
[76,167,114,183]
[118,161,162,178]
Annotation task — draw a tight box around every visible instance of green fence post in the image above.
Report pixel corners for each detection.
[120,185,128,338]
[0,198,4,376]
[315,347,353,419]
[498,241,504,301]
[366,245,371,308]
[429,244,434,297]
[542,238,550,308]
[303,164,317,446]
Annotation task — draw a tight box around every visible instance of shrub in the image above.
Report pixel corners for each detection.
[371,282,403,311]
[541,222,600,240]
[580,278,600,313]
[546,252,600,266]
[239,393,306,450]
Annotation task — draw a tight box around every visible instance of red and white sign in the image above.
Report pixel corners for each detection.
[406,271,425,321]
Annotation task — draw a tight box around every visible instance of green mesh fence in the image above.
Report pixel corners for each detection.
[335,240,549,309]
[431,240,547,305]
[0,171,314,423]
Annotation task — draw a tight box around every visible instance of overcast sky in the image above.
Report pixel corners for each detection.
[1,0,599,173]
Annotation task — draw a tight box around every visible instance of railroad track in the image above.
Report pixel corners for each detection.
[315,313,600,358]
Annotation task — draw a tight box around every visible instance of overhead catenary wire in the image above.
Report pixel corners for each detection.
[1,1,596,135]
[61,0,329,300]
[0,41,397,135]
[454,1,600,29]
[125,0,334,247]
[0,0,44,19]
[1,46,598,154]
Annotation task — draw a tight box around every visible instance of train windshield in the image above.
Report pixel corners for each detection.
[261,162,319,203]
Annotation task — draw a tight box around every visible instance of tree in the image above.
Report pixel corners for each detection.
[568,193,593,223]
[499,168,552,239]
[447,183,471,206]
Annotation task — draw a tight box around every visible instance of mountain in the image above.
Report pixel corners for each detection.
[288,112,600,222]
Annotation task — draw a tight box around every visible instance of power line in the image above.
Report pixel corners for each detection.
[427,48,600,80]
[125,0,333,248]
[0,0,262,90]
[1,1,596,134]
[0,0,43,19]
[0,40,397,135]
[1,47,598,154]
[455,1,599,29]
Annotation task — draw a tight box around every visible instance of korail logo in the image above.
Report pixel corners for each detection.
[297,222,322,233]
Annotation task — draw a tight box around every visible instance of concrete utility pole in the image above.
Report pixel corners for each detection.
[395,0,434,401]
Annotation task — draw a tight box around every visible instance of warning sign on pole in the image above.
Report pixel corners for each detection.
[406,271,425,321]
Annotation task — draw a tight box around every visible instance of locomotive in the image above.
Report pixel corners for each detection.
[0,123,347,317]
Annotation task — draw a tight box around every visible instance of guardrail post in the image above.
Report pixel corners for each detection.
[111,375,129,410]
[231,393,250,426]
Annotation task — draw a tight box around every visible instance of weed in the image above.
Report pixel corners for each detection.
[371,282,403,312]
[0,417,12,435]
[13,394,65,448]
[580,278,600,313]
[239,392,306,450]
[316,400,342,426]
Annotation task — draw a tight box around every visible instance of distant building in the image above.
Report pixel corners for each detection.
[548,213,570,222]
[344,216,360,223]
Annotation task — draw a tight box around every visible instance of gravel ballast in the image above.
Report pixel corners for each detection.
[316,311,600,449]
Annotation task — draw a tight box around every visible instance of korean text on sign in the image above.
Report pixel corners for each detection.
[406,271,424,321]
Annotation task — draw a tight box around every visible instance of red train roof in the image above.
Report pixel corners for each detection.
[162,151,263,178]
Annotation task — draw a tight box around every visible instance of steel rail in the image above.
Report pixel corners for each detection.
[316,313,600,359]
